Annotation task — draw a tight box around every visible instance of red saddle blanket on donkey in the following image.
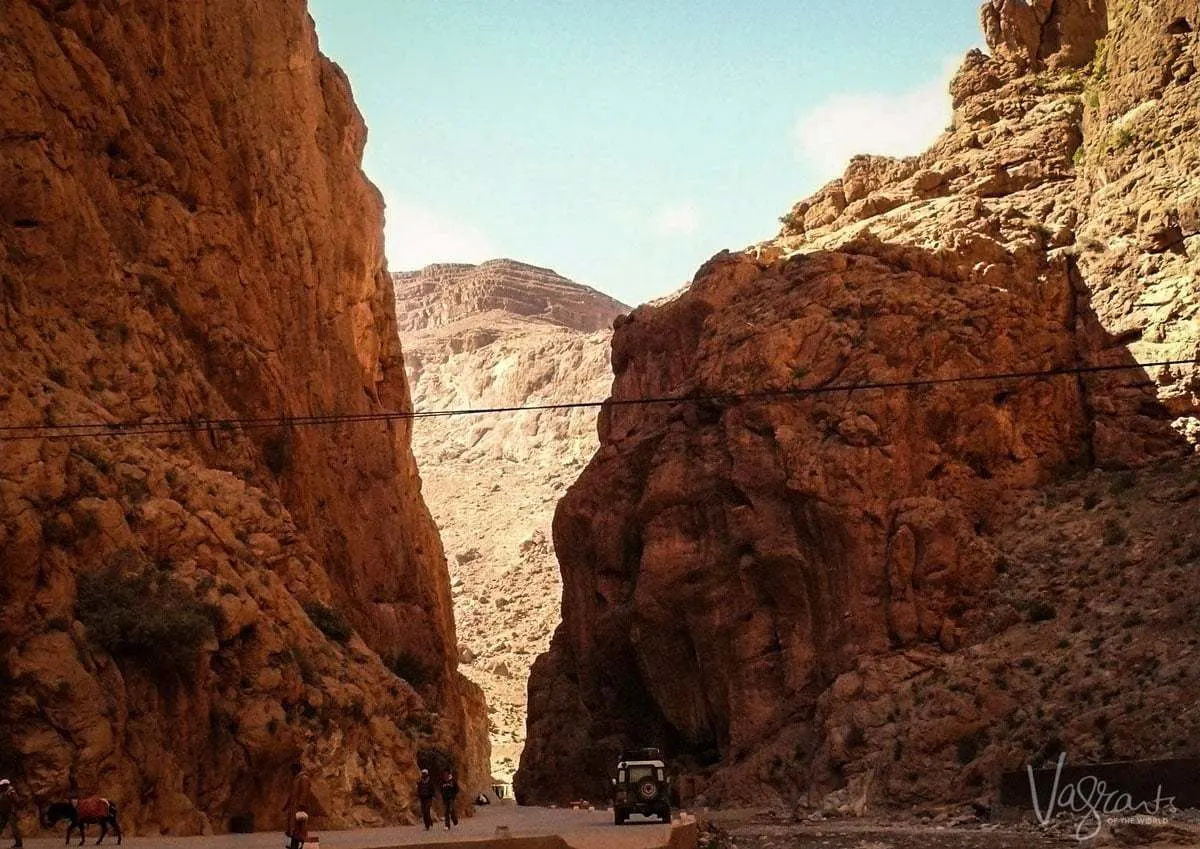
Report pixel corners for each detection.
[76,797,110,820]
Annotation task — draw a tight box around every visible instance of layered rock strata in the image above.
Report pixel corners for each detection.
[393,259,628,335]
[518,0,1200,808]
[396,261,628,786]
[0,0,485,834]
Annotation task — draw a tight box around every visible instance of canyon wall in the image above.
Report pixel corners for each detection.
[395,260,628,786]
[518,0,1200,809]
[0,0,485,835]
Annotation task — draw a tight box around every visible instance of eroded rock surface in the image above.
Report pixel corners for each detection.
[394,259,627,335]
[0,0,485,835]
[518,0,1200,809]
[396,261,627,786]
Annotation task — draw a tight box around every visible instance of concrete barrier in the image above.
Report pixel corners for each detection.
[666,820,699,849]
[370,838,570,849]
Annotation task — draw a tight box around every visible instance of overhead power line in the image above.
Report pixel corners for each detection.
[0,357,1196,443]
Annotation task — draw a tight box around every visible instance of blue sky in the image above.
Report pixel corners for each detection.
[309,1,982,306]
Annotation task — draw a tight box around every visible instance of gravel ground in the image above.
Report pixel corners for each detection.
[11,804,685,849]
[700,808,1200,849]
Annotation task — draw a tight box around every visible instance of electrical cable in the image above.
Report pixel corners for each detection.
[0,357,1195,442]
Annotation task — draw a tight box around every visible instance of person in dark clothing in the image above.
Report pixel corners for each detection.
[0,780,22,848]
[416,769,437,831]
[440,770,459,830]
[283,763,312,849]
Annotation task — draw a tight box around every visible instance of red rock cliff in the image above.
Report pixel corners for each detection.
[0,0,486,834]
[518,0,1200,809]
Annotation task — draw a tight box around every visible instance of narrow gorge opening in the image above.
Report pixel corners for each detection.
[395,260,631,792]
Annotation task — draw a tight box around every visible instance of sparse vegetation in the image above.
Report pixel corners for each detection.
[955,730,986,765]
[262,431,292,475]
[1027,600,1058,623]
[1102,518,1128,546]
[1035,70,1086,94]
[303,601,353,643]
[778,209,803,234]
[1089,36,1110,83]
[76,556,220,681]
[1110,127,1134,151]
[74,446,112,474]
[1109,470,1137,494]
[119,476,150,506]
[387,651,435,687]
[41,516,76,547]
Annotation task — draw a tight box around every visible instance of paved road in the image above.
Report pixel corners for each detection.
[16,805,687,849]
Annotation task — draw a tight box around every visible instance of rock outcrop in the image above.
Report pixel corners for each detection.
[396,261,628,786]
[0,0,485,835]
[394,259,628,335]
[518,0,1200,809]
[981,0,1108,71]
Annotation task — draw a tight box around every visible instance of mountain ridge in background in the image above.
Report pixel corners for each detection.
[394,259,630,787]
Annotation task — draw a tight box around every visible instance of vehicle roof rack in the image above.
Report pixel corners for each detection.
[619,747,663,761]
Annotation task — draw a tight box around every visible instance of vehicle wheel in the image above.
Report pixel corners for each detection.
[638,779,658,801]
[614,807,627,825]
[661,806,671,823]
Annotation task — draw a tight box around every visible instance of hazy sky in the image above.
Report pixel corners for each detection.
[309,1,982,306]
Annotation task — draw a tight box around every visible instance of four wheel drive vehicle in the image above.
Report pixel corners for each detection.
[611,748,671,825]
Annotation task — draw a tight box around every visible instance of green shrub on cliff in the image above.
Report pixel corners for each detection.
[76,558,220,680]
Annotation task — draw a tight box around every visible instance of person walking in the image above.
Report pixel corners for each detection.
[283,763,312,849]
[440,769,460,830]
[416,769,437,831]
[0,780,22,848]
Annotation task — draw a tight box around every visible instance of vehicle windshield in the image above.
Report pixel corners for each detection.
[627,766,655,782]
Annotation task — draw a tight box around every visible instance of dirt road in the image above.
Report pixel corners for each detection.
[17,805,689,849]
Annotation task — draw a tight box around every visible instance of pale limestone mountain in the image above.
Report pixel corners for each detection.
[395,260,630,786]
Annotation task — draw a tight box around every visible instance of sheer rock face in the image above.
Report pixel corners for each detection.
[0,0,485,835]
[395,264,627,786]
[519,0,1200,808]
[981,0,1109,71]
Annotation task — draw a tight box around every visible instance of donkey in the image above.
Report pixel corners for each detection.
[44,797,122,845]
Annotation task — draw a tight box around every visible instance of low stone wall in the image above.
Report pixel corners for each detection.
[1000,757,1200,810]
